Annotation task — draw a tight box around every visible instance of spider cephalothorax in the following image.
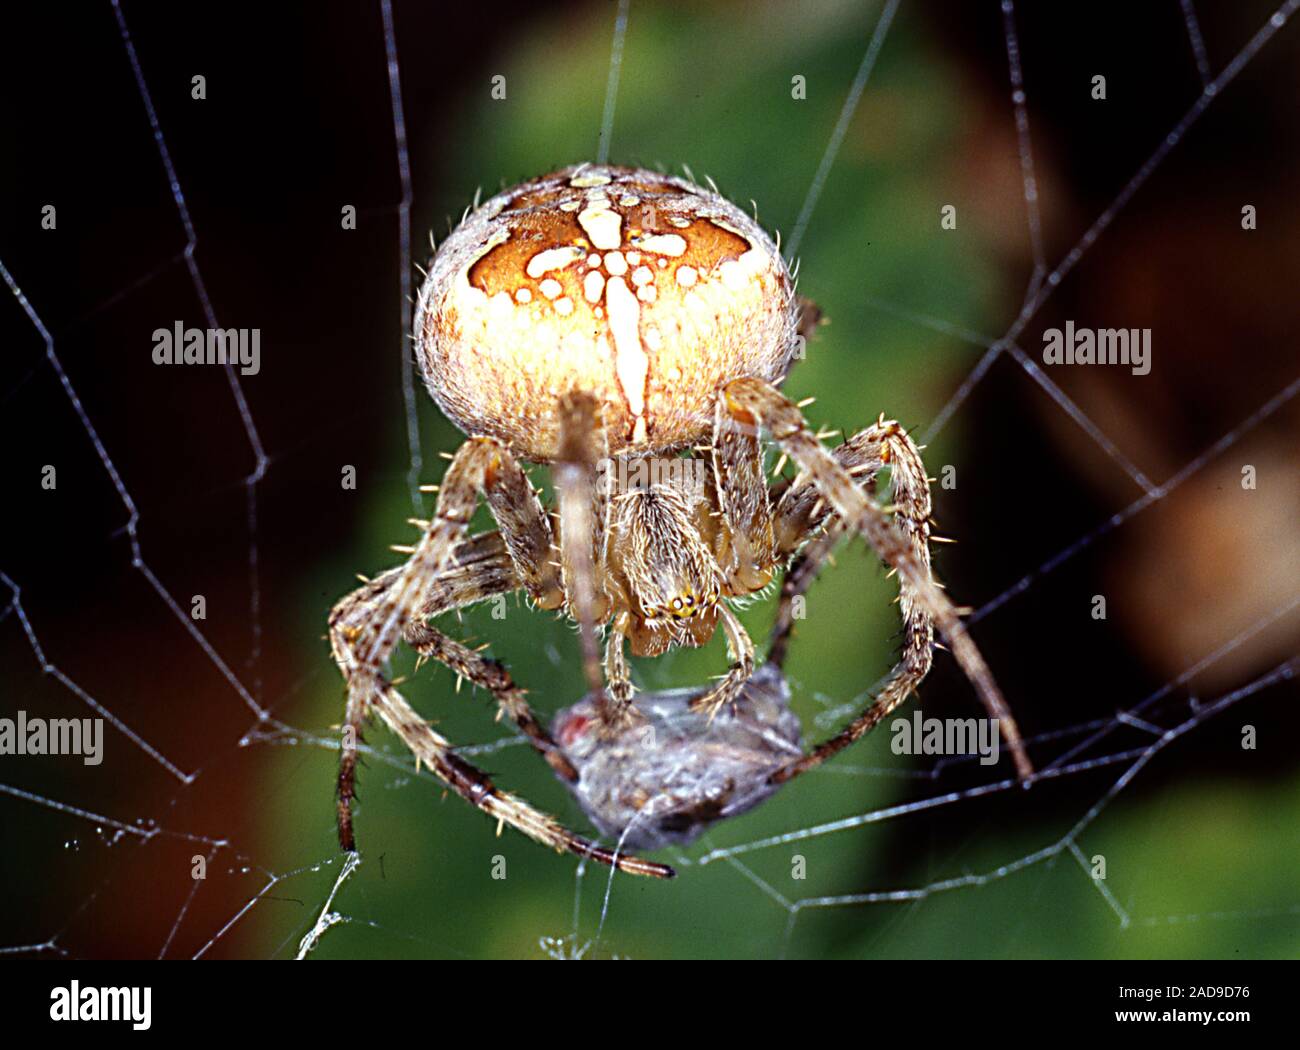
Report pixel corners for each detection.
[329,164,1032,880]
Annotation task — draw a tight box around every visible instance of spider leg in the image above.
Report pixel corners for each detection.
[330,443,551,848]
[328,438,639,869]
[719,377,1033,781]
[369,673,673,878]
[332,529,575,838]
[709,388,777,594]
[767,522,843,669]
[331,562,428,852]
[688,603,757,720]
[404,549,578,782]
[768,427,884,667]
[554,393,624,726]
[673,391,771,719]
[411,468,577,781]
[767,420,929,777]
[603,620,635,708]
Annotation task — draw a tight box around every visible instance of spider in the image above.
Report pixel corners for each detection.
[328,163,1032,880]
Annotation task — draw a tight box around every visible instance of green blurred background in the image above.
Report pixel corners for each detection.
[3,0,1297,959]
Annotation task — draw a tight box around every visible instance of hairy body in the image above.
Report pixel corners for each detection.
[328,164,1032,879]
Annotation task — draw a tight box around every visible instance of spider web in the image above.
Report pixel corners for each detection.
[2,0,1298,960]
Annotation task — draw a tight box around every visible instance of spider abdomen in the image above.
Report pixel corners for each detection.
[416,165,800,462]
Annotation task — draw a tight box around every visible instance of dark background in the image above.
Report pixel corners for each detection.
[2,0,1297,958]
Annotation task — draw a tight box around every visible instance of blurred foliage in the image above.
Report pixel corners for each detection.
[258,0,1298,959]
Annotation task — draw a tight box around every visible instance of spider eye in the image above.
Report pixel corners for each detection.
[666,592,700,619]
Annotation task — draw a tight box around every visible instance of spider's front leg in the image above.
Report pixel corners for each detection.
[554,393,634,730]
[330,438,560,849]
[767,421,886,667]
[330,530,573,851]
[720,377,1033,781]
[399,530,577,785]
[699,605,757,719]
[328,437,673,877]
[366,678,672,878]
[687,395,770,719]
[767,416,932,779]
[603,620,636,710]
